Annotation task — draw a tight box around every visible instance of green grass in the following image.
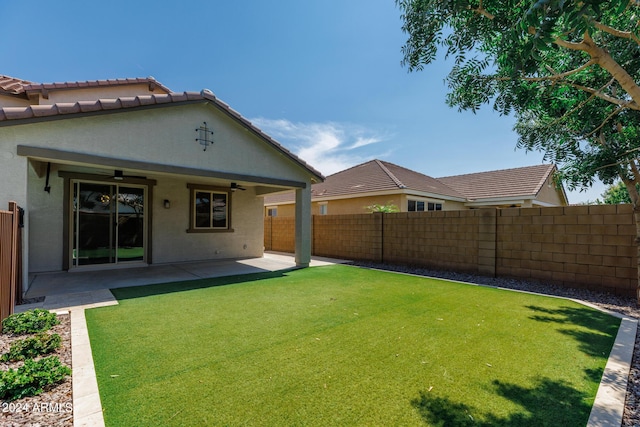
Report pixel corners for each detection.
[85,265,620,426]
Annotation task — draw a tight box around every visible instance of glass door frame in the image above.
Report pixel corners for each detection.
[61,172,155,271]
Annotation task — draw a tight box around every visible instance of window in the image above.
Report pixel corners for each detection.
[187,184,232,232]
[408,199,443,211]
[319,203,328,215]
[267,207,278,217]
[408,200,425,211]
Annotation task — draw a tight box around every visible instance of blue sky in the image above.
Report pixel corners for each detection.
[1,0,606,203]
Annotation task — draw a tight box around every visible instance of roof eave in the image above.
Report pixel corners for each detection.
[0,91,325,184]
[464,195,534,207]
[198,90,325,183]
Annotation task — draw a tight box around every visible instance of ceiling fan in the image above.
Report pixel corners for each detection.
[230,182,246,191]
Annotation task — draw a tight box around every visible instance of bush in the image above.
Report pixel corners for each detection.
[1,333,62,362]
[0,356,71,401]
[2,309,59,334]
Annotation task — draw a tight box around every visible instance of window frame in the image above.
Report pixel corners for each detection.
[187,184,233,233]
[318,203,328,215]
[408,198,443,212]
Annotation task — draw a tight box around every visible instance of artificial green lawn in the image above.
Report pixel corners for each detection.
[85,265,620,426]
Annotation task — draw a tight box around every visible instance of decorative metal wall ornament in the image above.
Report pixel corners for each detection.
[195,122,214,151]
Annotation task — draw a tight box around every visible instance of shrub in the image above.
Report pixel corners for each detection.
[1,333,62,362]
[0,356,71,401]
[2,309,59,334]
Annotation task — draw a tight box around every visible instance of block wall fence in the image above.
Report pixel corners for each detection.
[264,204,638,297]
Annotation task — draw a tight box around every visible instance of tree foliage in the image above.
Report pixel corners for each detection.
[365,203,400,213]
[397,0,640,207]
[601,180,640,204]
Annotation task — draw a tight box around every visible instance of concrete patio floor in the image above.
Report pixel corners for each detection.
[24,252,349,300]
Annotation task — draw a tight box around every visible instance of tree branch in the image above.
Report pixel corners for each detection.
[584,106,625,139]
[491,60,596,82]
[562,82,640,110]
[553,36,590,51]
[539,60,596,81]
[593,21,640,45]
[467,0,495,20]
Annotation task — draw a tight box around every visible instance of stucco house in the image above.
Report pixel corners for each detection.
[264,159,567,216]
[0,74,323,294]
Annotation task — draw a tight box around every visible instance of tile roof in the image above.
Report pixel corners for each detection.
[311,160,465,199]
[437,164,556,200]
[0,89,324,182]
[265,161,559,205]
[22,76,172,96]
[0,75,35,95]
[0,75,170,98]
[0,91,200,121]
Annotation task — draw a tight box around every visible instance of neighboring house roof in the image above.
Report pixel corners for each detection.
[0,75,34,95]
[23,76,172,98]
[0,75,324,183]
[0,75,171,99]
[265,160,564,207]
[311,160,465,200]
[437,164,560,202]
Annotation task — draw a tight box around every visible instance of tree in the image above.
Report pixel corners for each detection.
[397,0,640,302]
[365,203,400,213]
[601,180,640,204]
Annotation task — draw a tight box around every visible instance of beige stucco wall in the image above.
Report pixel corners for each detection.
[37,84,169,105]
[266,194,467,217]
[152,176,264,264]
[0,95,31,108]
[1,101,314,277]
[0,128,28,206]
[265,203,296,218]
[27,162,65,272]
[7,104,312,185]
[535,175,567,206]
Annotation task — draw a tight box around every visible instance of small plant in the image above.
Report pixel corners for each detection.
[0,356,71,401]
[365,203,399,213]
[1,333,62,362]
[2,309,59,334]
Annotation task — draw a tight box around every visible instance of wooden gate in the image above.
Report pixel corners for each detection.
[0,202,22,327]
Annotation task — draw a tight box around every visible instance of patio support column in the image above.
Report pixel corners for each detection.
[294,185,311,268]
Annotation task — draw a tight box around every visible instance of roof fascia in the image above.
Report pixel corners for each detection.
[310,189,466,203]
[464,196,531,207]
[532,200,561,207]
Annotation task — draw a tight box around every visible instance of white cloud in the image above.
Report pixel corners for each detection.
[251,118,389,175]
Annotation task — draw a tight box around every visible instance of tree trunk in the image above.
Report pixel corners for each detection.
[581,32,640,107]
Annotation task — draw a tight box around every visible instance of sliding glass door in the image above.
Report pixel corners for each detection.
[72,181,146,267]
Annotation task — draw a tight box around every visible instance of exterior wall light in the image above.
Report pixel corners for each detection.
[164,199,171,209]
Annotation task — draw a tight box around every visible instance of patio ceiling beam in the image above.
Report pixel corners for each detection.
[17,145,307,189]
